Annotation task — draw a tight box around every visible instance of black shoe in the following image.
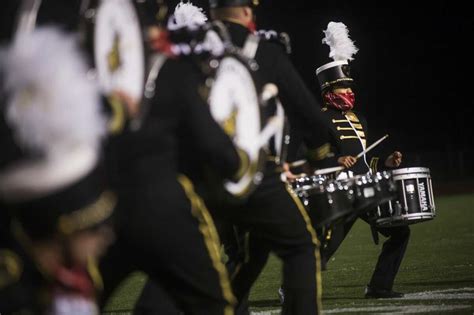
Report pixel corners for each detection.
[364,286,404,299]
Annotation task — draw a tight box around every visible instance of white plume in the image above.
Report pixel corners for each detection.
[0,27,106,157]
[168,1,208,31]
[322,22,358,61]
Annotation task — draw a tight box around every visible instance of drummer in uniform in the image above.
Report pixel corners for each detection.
[313,22,410,299]
[96,2,247,314]
[207,1,336,314]
[0,26,115,314]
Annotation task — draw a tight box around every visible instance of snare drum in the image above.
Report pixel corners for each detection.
[293,175,355,228]
[376,167,436,227]
[339,171,397,213]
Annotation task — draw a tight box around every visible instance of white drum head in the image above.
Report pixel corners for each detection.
[208,56,263,197]
[391,167,431,176]
[93,0,145,103]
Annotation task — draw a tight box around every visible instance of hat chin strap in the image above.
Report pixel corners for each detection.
[0,145,98,202]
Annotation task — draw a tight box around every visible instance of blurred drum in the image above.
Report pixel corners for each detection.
[375,167,436,227]
[80,0,150,104]
[339,171,397,213]
[292,175,355,228]
[207,52,269,198]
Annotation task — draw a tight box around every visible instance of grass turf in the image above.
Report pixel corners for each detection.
[104,193,474,314]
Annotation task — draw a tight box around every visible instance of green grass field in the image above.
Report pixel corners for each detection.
[104,193,474,314]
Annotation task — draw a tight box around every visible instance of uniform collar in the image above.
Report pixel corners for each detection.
[222,20,251,48]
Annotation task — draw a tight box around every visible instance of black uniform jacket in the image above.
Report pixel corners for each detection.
[321,106,379,175]
[223,22,331,166]
[107,57,241,189]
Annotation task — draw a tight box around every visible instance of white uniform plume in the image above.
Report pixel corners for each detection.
[322,22,358,61]
[0,27,106,201]
[168,1,208,31]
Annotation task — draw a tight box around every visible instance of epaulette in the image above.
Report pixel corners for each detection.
[0,249,23,289]
[257,29,292,55]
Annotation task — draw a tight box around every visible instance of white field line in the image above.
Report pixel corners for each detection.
[323,304,471,314]
[250,288,474,314]
[393,287,474,300]
[251,304,472,315]
[251,310,280,315]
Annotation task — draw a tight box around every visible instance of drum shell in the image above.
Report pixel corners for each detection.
[376,167,436,227]
[300,181,355,228]
[341,172,397,213]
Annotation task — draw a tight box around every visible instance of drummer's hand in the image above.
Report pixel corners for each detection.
[283,163,298,182]
[385,151,403,168]
[338,156,357,168]
[111,90,140,118]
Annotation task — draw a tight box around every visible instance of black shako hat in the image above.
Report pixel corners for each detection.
[8,165,115,240]
[316,60,353,91]
[315,22,358,92]
[209,0,259,9]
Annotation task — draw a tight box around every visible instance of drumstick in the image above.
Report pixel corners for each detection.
[289,159,307,168]
[313,165,345,175]
[311,135,389,176]
[356,134,389,159]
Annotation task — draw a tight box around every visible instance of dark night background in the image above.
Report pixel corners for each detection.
[1,0,473,186]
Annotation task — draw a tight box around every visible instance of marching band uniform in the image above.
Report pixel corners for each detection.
[99,55,241,314]
[208,1,334,314]
[315,22,410,298]
[319,105,410,297]
[0,27,114,315]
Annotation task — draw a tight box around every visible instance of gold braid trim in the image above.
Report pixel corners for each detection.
[58,191,116,235]
[107,95,126,135]
[87,256,103,292]
[307,143,331,162]
[370,157,380,173]
[345,111,360,123]
[177,175,236,314]
[0,249,23,289]
[233,148,250,182]
[285,184,322,314]
[321,78,353,90]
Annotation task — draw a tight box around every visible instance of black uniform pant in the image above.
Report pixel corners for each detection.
[133,172,322,315]
[321,214,410,291]
[99,175,235,315]
[220,172,322,315]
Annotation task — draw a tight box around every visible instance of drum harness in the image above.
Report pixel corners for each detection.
[130,53,168,131]
[240,32,290,169]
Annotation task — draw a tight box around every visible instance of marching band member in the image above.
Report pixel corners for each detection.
[315,22,409,299]
[208,1,335,314]
[97,3,244,314]
[0,27,114,315]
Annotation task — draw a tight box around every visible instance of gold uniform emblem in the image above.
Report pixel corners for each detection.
[0,249,23,289]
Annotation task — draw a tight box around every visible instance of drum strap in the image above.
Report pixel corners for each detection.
[242,34,260,59]
[242,34,290,165]
[14,0,42,38]
[130,53,168,131]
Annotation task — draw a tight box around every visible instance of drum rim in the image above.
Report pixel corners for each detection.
[79,0,149,103]
[391,167,431,175]
[206,52,267,198]
[376,212,435,226]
